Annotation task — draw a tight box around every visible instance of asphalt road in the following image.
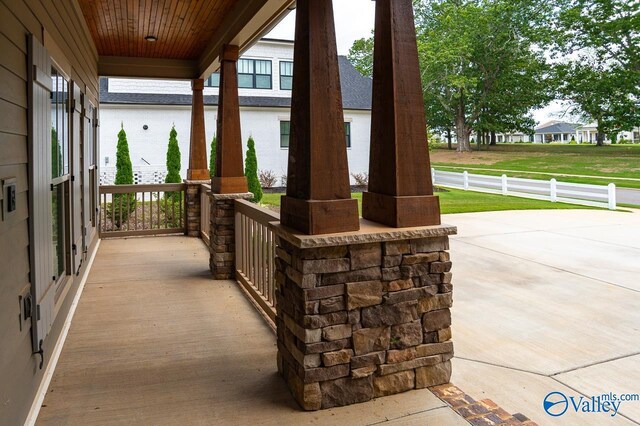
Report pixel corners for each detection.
[618,188,640,206]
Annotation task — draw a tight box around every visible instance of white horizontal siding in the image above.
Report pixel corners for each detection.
[98,105,371,185]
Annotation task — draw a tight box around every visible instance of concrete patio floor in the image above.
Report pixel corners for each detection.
[36,208,639,425]
[448,209,640,426]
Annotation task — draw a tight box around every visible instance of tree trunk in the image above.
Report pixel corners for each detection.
[447,128,452,150]
[490,131,496,145]
[455,98,471,152]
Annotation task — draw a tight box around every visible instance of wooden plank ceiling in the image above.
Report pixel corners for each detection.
[78,0,239,60]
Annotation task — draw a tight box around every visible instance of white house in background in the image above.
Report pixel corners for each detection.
[99,38,373,185]
[533,120,582,143]
[576,123,640,144]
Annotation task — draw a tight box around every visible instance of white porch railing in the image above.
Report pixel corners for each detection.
[432,168,616,210]
[200,184,211,246]
[234,199,279,328]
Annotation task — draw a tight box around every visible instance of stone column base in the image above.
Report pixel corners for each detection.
[209,192,253,280]
[184,179,210,237]
[270,219,457,410]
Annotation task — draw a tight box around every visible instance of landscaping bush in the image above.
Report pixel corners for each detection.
[569,136,577,144]
[111,125,136,228]
[280,170,288,187]
[351,172,369,187]
[259,169,278,188]
[244,136,263,202]
[209,135,217,178]
[165,125,181,183]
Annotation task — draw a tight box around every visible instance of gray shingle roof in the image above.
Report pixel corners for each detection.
[535,122,581,134]
[99,56,372,111]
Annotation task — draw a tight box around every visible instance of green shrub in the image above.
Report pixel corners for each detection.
[165,125,181,184]
[164,125,182,204]
[244,136,263,202]
[569,136,577,144]
[209,135,217,178]
[111,125,136,228]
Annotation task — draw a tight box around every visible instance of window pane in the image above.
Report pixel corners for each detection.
[62,78,69,175]
[51,69,60,178]
[238,74,254,88]
[256,75,271,89]
[280,61,293,77]
[280,121,290,148]
[238,59,254,74]
[255,60,271,75]
[280,76,292,90]
[206,72,220,87]
[344,122,351,148]
[52,183,65,278]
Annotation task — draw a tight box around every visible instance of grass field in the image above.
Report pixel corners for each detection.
[260,188,592,215]
[430,143,640,189]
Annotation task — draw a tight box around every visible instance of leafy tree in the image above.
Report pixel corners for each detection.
[112,124,135,227]
[348,35,374,77]
[348,0,552,152]
[415,0,552,152]
[244,136,262,202]
[551,0,640,146]
[209,135,217,178]
[165,125,181,183]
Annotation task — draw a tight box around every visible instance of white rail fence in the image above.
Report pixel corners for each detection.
[432,168,616,210]
[200,184,211,245]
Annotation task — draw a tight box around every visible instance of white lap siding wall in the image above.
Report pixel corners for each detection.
[98,104,372,185]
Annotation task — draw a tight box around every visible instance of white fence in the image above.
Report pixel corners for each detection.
[432,168,616,210]
[100,166,167,185]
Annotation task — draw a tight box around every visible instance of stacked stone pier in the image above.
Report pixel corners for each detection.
[271,221,457,410]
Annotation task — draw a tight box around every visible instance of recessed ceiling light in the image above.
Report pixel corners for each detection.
[145,35,157,42]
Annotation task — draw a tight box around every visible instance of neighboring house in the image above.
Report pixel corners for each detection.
[495,132,531,143]
[576,123,640,144]
[99,39,373,185]
[533,121,581,143]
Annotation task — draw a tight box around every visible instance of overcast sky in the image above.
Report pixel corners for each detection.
[266,1,557,125]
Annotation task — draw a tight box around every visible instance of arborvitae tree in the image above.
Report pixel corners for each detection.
[244,136,262,202]
[112,124,135,227]
[165,125,181,183]
[209,135,217,178]
[51,127,62,178]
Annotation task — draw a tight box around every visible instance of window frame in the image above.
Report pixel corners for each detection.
[50,65,72,287]
[238,58,272,89]
[280,120,352,149]
[204,72,220,87]
[280,61,293,91]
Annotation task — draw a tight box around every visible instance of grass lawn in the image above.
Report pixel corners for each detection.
[430,143,640,189]
[260,188,592,215]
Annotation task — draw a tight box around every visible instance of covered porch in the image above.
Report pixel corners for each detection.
[37,236,466,425]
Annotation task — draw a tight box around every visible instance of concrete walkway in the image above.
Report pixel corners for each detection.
[446,209,640,426]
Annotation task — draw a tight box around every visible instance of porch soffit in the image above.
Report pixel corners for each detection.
[78,0,294,79]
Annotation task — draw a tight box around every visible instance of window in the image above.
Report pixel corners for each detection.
[344,122,351,148]
[280,121,290,148]
[50,66,71,282]
[280,121,351,148]
[88,103,97,228]
[238,59,272,89]
[280,61,293,90]
[205,73,220,87]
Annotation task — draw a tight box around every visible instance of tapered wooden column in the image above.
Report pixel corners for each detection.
[280,0,359,235]
[187,79,209,180]
[362,0,441,227]
[213,45,248,194]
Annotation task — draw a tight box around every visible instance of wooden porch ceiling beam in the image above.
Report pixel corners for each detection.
[98,56,198,79]
[197,0,295,79]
